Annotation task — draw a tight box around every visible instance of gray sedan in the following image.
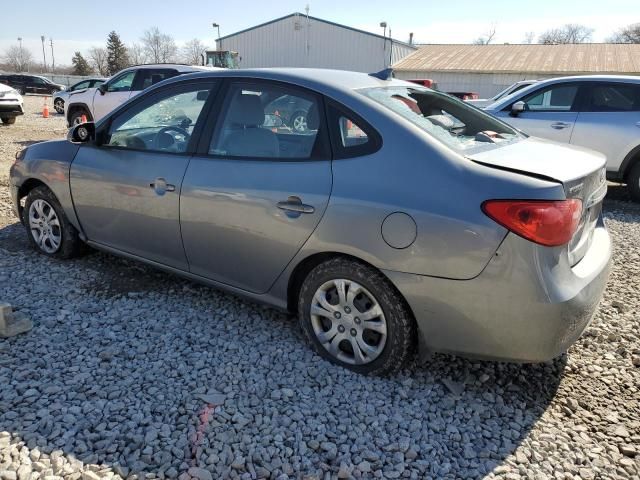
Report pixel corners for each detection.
[10,69,611,375]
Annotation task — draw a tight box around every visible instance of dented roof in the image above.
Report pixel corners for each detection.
[393,43,640,74]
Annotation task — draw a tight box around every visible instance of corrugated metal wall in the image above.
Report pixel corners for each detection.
[395,70,559,98]
[217,15,415,73]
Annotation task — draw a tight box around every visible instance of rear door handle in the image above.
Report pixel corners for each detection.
[550,122,571,129]
[150,177,176,195]
[277,196,315,214]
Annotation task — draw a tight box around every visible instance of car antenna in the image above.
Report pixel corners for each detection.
[369,68,394,80]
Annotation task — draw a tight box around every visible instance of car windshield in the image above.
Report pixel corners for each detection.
[361,86,522,152]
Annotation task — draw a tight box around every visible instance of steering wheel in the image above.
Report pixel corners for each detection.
[153,125,191,150]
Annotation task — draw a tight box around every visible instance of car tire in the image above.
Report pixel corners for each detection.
[627,162,640,203]
[54,98,64,114]
[290,110,308,133]
[22,186,83,259]
[18,87,26,95]
[297,257,416,375]
[69,108,90,127]
[1,117,16,125]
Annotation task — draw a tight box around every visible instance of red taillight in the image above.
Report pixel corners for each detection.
[482,199,583,247]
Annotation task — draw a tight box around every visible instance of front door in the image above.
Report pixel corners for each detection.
[92,70,136,121]
[495,82,584,143]
[180,79,332,293]
[70,81,215,270]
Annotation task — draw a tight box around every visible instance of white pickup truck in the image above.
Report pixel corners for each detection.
[65,64,211,126]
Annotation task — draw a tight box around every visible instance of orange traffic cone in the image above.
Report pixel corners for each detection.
[42,103,49,118]
[80,114,87,123]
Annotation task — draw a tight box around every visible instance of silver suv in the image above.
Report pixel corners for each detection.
[485,75,640,201]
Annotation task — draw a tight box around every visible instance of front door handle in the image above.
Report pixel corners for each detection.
[150,177,176,196]
[550,122,570,129]
[277,196,315,214]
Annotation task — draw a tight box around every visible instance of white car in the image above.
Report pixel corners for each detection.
[466,80,538,108]
[0,82,24,125]
[53,78,106,114]
[65,64,211,126]
[485,75,640,201]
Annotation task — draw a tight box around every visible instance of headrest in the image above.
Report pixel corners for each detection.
[307,104,319,130]
[228,94,265,126]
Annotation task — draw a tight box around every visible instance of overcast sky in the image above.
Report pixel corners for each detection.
[2,0,638,66]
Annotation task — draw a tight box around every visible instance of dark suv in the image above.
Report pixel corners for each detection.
[0,74,65,95]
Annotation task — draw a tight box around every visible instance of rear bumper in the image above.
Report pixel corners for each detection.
[385,222,611,362]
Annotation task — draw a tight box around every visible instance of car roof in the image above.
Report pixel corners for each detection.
[120,63,214,73]
[158,67,415,95]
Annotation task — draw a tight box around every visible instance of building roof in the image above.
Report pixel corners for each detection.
[393,43,640,74]
[218,12,416,49]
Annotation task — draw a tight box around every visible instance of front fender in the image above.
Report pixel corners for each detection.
[11,140,83,233]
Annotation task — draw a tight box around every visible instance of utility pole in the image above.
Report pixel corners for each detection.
[380,22,388,67]
[50,38,55,73]
[212,23,221,50]
[40,35,47,72]
[17,38,23,71]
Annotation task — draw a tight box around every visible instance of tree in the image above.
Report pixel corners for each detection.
[142,27,177,63]
[2,44,34,72]
[88,47,109,75]
[538,24,593,44]
[522,31,535,44]
[71,52,92,76]
[106,31,130,75]
[127,43,147,65]
[608,23,640,43]
[181,38,206,65]
[472,24,497,45]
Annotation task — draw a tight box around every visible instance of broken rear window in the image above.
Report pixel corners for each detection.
[361,87,523,153]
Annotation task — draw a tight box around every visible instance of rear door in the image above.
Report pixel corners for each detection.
[571,82,640,174]
[494,82,585,143]
[92,70,136,121]
[180,79,333,293]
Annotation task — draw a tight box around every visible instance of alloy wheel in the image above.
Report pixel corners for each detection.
[310,279,387,365]
[292,114,308,132]
[28,199,62,254]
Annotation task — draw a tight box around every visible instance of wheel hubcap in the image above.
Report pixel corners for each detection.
[310,279,387,365]
[293,115,307,132]
[28,199,61,254]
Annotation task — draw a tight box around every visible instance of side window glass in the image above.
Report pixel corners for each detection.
[522,85,578,112]
[138,70,177,90]
[209,83,320,159]
[588,85,640,112]
[107,71,136,92]
[339,116,369,148]
[106,85,211,153]
[72,81,90,91]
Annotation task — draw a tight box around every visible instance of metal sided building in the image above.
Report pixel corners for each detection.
[216,12,417,72]
[393,43,640,98]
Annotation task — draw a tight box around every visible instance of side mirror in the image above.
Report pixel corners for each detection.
[510,101,527,117]
[263,114,284,128]
[68,122,95,144]
[97,84,107,95]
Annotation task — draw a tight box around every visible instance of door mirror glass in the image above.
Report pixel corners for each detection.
[511,101,527,116]
[68,122,95,144]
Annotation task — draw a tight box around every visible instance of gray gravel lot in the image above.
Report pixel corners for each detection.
[0,96,638,480]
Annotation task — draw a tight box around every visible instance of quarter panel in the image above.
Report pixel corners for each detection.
[10,140,82,230]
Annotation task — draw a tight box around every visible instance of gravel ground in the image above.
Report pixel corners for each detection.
[0,96,638,480]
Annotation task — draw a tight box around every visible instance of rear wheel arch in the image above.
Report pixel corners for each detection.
[286,251,416,319]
